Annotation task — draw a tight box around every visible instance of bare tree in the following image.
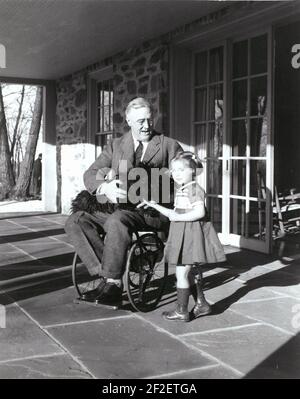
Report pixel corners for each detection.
[14,86,43,198]
[10,85,25,158]
[0,84,15,199]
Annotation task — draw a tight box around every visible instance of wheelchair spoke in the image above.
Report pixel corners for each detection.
[125,233,168,312]
[72,253,102,297]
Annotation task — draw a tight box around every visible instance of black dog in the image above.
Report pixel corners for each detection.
[70,190,116,215]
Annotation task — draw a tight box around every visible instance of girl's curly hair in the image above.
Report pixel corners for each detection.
[170,151,203,175]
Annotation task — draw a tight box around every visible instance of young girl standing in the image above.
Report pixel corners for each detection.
[139,151,226,322]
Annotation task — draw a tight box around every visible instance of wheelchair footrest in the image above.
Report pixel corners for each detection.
[73,297,121,310]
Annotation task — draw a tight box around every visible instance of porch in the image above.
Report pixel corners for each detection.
[1,0,300,255]
[0,213,299,379]
[0,0,300,381]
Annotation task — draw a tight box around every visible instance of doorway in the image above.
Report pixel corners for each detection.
[274,21,300,196]
[273,20,300,253]
[0,79,57,216]
[193,31,274,253]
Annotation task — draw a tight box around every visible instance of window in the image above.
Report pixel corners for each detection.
[193,46,224,232]
[88,67,117,158]
[95,78,114,157]
[230,34,268,240]
[172,22,274,253]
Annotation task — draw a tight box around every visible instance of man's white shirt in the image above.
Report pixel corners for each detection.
[132,135,149,162]
[96,132,149,195]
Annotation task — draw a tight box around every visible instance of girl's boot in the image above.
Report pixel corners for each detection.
[192,271,212,319]
[162,288,190,322]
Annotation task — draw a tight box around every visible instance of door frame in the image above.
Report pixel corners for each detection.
[0,77,57,213]
[224,27,274,254]
[169,2,300,253]
[173,26,275,254]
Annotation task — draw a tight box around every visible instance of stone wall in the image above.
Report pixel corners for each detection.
[113,42,168,134]
[56,72,87,146]
[56,39,169,214]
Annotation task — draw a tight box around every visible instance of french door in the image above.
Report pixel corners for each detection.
[193,30,273,253]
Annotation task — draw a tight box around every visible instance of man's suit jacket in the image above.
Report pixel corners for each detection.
[84,132,182,203]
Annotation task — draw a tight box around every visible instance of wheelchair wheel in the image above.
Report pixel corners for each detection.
[125,233,168,312]
[72,253,102,298]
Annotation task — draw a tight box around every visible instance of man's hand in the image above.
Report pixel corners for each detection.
[101,179,127,203]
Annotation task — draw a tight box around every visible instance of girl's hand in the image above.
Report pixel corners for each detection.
[136,199,157,210]
[167,210,179,221]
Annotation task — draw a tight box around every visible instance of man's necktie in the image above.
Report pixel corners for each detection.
[134,141,143,166]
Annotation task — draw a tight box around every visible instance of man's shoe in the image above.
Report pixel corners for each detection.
[162,308,190,322]
[95,282,122,308]
[80,277,106,301]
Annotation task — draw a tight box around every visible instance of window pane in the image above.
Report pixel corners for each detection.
[103,90,110,106]
[209,46,223,83]
[195,88,207,121]
[250,160,266,198]
[95,133,114,156]
[97,83,102,106]
[231,160,246,196]
[249,200,266,240]
[110,91,114,127]
[96,78,113,134]
[195,124,206,160]
[208,122,223,157]
[97,106,102,133]
[251,34,267,75]
[103,105,110,132]
[232,120,247,156]
[207,160,222,195]
[208,84,223,121]
[250,118,267,157]
[230,198,246,235]
[207,197,222,233]
[233,40,248,78]
[232,79,247,117]
[250,77,267,117]
[195,51,207,86]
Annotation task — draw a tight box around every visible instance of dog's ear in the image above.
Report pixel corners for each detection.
[70,190,97,214]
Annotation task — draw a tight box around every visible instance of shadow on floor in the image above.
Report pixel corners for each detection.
[0,270,73,306]
[0,253,74,282]
[0,212,57,220]
[244,332,300,378]
[1,236,299,317]
[273,231,300,264]
[0,228,66,244]
[210,254,299,315]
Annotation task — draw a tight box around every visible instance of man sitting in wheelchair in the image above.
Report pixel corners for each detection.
[65,97,182,308]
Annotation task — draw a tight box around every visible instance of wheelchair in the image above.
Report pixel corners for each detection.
[72,229,168,312]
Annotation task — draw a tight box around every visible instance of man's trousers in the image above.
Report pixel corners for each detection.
[65,209,169,279]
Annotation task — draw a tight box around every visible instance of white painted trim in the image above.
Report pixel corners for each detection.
[227,234,268,254]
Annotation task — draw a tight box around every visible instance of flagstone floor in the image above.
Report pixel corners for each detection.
[0,213,299,379]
